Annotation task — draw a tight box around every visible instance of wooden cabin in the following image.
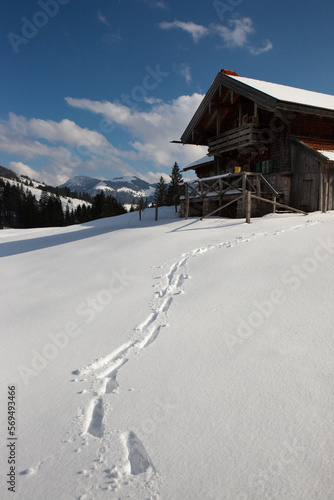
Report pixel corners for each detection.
[179,70,334,218]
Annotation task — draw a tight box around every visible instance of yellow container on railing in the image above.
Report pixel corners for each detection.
[234,166,241,173]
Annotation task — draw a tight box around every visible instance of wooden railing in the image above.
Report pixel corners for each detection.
[182,172,277,200]
[181,172,306,220]
[208,124,268,154]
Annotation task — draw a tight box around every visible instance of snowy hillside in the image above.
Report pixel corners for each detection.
[1,208,334,499]
[60,175,156,205]
[0,175,91,213]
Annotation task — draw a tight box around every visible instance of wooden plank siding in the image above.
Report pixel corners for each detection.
[208,123,269,155]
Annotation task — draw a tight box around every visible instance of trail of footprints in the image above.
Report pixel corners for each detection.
[71,218,323,494]
[77,254,188,440]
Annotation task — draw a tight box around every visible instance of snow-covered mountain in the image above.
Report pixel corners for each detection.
[59,175,157,204]
[0,168,91,212]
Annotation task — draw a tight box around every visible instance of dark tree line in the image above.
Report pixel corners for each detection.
[0,180,126,229]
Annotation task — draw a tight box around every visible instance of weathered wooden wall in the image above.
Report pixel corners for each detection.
[290,141,323,212]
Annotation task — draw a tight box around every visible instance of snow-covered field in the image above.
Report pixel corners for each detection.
[1,207,333,500]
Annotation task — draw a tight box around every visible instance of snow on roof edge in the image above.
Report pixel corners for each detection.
[228,75,334,112]
[183,155,213,171]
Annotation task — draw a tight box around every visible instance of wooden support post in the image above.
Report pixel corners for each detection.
[155,205,158,221]
[256,175,261,197]
[185,186,190,220]
[273,195,277,214]
[218,178,222,216]
[200,194,245,221]
[139,206,142,221]
[325,181,329,213]
[242,173,247,212]
[246,190,251,224]
[320,170,324,212]
[250,194,308,215]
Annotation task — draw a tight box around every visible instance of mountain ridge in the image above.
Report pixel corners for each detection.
[59,175,157,205]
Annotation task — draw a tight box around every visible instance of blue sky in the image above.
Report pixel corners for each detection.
[1,0,334,185]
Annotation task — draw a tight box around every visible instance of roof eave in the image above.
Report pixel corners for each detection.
[180,72,278,144]
[276,102,334,118]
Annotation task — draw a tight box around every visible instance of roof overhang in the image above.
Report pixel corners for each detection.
[181,71,334,146]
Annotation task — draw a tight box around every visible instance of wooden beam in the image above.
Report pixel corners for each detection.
[200,194,246,220]
[216,107,221,135]
[250,194,308,215]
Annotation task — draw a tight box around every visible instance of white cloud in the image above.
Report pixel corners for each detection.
[159,20,209,43]
[213,17,273,55]
[8,161,40,180]
[249,39,273,55]
[0,92,208,186]
[142,171,171,183]
[144,96,164,105]
[158,16,272,55]
[7,113,109,148]
[97,10,110,27]
[179,64,192,84]
[144,0,167,9]
[214,17,254,48]
[0,113,137,185]
[66,93,208,167]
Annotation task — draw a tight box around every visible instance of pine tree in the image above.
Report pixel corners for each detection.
[64,206,72,226]
[154,177,167,207]
[166,162,183,211]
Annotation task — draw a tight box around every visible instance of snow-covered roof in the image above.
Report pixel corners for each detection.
[318,150,334,162]
[229,75,334,111]
[183,155,213,171]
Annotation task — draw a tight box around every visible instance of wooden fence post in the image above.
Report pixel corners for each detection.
[185,185,189,220]
[273,195,277,214]
[324,181,329,213]
[139,206,142,221]
[320,170,324,212]
[242,172,247,213]
[246,190,251,223]
[155,204,158,221]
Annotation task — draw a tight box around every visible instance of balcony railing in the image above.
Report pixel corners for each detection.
[208,123,269,155]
